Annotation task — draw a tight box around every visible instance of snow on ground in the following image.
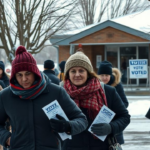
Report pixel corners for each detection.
[127,96,150,118]
[120,96,150,150]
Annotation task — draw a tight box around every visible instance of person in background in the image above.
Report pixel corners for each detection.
[98,60,129,145]
[0,46,88,150]
[0,61,10,150]
[0,61,9,87]
[43,60,60,85]
[58,61,66,82]
[0,80,5,150]
[61,49,130,150]
[54,68,59,76]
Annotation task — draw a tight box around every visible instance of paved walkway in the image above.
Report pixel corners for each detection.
[122,117,150,150]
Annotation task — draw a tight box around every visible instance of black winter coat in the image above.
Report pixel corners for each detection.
[43,70,60,85]
[115,83,128,108]
[0,81,88,150]
[109,68,128,108]
[0,73,9,87]
[110,83,128,144]
[108,68,129,144]
[62,84,130,150]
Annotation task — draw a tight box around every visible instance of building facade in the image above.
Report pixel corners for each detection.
[50,11,150,87]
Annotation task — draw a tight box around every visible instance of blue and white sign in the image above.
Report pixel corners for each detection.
[129,59,148,79]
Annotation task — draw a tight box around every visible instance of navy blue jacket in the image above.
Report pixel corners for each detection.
[62,84,130,150]
[0,81,88,150]
[43,70,60,85]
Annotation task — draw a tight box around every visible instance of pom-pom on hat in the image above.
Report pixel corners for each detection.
[76,43,83,52]
[78,44,82,48]
[98,61,112,75]
[10,45,41,83]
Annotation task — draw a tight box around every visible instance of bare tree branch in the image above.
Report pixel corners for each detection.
[75,0,150,26]
[0,0,77,63]
[0,45,4,49]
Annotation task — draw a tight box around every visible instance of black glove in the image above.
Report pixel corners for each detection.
[91,123,111,136]
[49,114,71,133]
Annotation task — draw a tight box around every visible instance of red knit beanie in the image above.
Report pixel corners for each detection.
[10,46,41,83]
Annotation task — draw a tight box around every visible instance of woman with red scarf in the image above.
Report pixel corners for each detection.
[61,50,130,150]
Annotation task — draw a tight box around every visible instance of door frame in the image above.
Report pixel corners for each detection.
[105,44,149,86]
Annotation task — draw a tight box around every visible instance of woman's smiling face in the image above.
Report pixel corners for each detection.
[69,67,88,86]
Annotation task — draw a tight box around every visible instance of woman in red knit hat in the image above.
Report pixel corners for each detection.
[0,46,88,150]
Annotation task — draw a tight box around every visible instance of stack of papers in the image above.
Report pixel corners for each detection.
[42,100,72,141]
[88,105,115,141]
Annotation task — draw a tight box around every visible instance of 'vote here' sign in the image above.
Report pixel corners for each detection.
[129,59,148,79]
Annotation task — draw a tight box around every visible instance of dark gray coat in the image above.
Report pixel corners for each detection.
[109,68,129,144]
[62,84,130,150]
[0,81,88,150]
[115,83,128,108]
[43,70,60,85]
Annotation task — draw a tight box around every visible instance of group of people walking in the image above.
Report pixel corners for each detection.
[0,45,132,150]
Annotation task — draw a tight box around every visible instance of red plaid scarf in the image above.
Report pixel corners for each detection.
[64,78,108,120]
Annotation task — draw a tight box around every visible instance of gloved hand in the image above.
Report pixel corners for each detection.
[49,114,71,133]
[91,123,111,136]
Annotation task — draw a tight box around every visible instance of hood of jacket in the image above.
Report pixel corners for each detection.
[111,68,122,87]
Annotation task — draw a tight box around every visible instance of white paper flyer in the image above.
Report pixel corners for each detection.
[42,100,72,141]
[88,105,115,141]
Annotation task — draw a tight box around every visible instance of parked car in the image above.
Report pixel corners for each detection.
[5,63,59,76]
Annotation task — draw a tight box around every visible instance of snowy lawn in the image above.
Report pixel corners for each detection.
[127,96,150,118]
